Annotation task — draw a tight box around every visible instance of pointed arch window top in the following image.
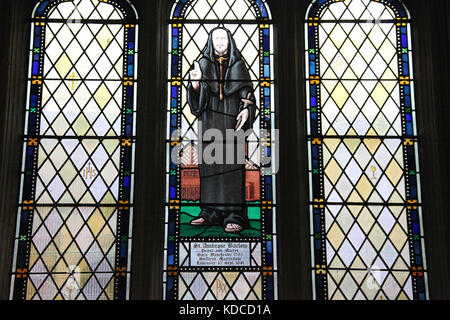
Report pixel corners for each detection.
[171,0,272,20]
[307,0,409,20]
[34,0,137,21]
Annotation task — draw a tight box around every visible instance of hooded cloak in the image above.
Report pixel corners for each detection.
[187,27,257,227]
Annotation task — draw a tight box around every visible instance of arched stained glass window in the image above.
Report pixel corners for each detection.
[11,0,138,300]
[165,0,276,300]
[306,0,427,300]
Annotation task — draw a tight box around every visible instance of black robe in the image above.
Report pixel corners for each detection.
[187,28,256,227]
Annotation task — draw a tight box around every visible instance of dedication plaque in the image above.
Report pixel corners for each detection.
[190,242,251,267]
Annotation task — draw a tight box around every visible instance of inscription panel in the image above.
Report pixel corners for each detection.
[190,242,251,267]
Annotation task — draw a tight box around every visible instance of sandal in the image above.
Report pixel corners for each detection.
[190,218,208,226]
[224,223,243,233]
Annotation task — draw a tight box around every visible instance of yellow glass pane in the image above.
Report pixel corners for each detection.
[80,192,96,204]
[100,190,116,204]
[59,160,77,185]
[389,224,407,251]
[97,227,115,253]
[82,139,99,154]
[331,82,349,108]
[53,259,69,274]
[325,158,343,184]
[385,159,403,186]
[77,258,92,284]
[371,83,389,108]
[87,209,106,237]
[363,138,381,154]
[28,244,40,271]
[55,53,73,78]
[324,138,341,154]
[105,278,115,299]
[327,222,345,250]
[254,276,263,300]
[355,175,372,200]
[101,140,119,156]
[96,25,114,50]
[347,189,363,202]
[388,190,404,203]
[323,80,338,94]
[101,207,115,221]
[393,257,409,270]
[343,138,360,154]
[223,272,239,287]
[357,207,375,234]
[53,275,69,295]
[72,114,90,135]
[94,83,112,109]
[26,278,36,300]
[367,223,385,251]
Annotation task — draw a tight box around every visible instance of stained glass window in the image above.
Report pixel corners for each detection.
[306,0,427,300]
[11,0,138,300]
[165,0,277,300]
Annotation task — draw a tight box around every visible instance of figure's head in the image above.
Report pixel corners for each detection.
[212,28,229,56]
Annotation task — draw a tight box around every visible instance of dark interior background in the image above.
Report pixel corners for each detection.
[0,0,448,300]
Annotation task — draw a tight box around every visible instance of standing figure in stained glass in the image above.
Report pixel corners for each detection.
[187,27,256,233]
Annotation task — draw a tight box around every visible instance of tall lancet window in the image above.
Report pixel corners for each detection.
[306,0,428,300]
[11,0,138,300]
[165,0,277,300]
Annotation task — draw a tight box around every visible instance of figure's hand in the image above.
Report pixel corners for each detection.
[235,108,249,131]
[189,61,202,91]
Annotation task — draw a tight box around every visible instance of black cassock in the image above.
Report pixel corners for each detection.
[187,28,256,228]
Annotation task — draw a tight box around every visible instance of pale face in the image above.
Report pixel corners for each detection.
[212,29,229,56]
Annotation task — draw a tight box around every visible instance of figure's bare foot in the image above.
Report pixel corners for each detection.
[190,218,208,226]
[224,223,243,233]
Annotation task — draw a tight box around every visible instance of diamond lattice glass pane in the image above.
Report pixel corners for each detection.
[35,139,120,204]
[307,0,426,300]
[184,0,258,20]
[13,0,137,300]
[27,206,116,300]
[48,0,124,21]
